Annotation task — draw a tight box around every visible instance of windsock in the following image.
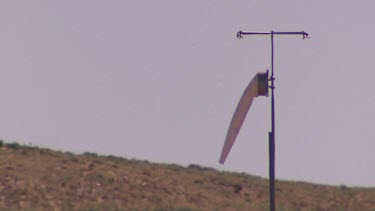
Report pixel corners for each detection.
[219,71,269,164]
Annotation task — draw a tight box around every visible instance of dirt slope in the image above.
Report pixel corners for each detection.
[0,143,374,211]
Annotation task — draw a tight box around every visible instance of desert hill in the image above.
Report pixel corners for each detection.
[0,142,374,211]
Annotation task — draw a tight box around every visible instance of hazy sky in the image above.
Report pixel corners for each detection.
[1,1,374,187]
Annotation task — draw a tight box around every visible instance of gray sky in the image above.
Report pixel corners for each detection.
[1,1,374,187]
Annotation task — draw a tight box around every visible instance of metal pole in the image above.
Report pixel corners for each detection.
[269,31,276,211]
[237,30,308,211]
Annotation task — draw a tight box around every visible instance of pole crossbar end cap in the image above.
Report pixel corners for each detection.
[237,31,243,39]
[302,31,309,39]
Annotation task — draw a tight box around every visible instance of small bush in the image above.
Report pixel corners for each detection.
[108,177,115,184]
[0,140,3,148]
[187,164,203,170]
[83,152,98,157]
[340,185,348,190]
[167,164,184,172]
[233,184,243,193]
[6,142,20,149]
[187,164,216,172]
[173,208,202,211]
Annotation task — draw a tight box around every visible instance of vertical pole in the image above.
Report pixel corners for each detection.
[235,29,307,211]
[269,31,276,211]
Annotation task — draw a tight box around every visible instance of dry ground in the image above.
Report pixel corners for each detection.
[0,142,374,211]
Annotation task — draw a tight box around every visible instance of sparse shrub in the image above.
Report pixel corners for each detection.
[83,152,98,157]
[0,140,3,147]
[39,148,53,155]
[71,157,79,163]
[31,145,40,150]
[153,208,201,211]
[187,164,203,170]
[167,164,184,172]
[6,142,20,149]
[108,177,115,184]
[88,163,95,170]
[340,185,348,190]
[174,208,202,211]
[193,179,203,184]
[95,173,105,182]
[233,184,243,193]
[187,164,216,172]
